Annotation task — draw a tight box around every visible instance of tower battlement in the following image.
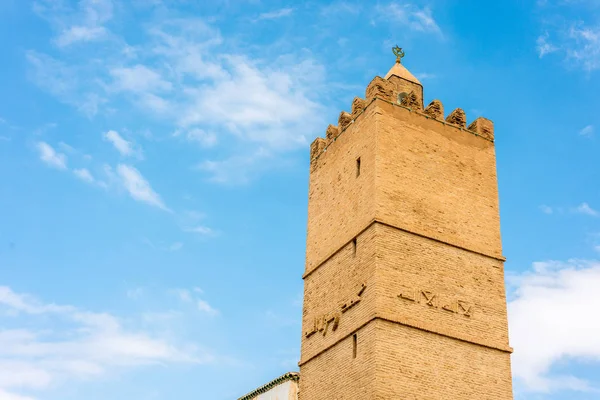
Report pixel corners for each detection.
[310,74,495,166]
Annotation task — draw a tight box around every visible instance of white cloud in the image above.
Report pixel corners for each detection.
[170,288,218,316]
[184,226,214,236]
[182,128,217,148]
[29,14,328,182]
[37,0,115,47]
[377,3,442,36]
[509,259,600,392]
[176,55,324,151]
[575,202,599,217]
[197,148,272,184]
[0,285,205,399]
[170,289,193,303]
[58,141,75,153]
[36,142,67,170]
[415,72,437,81]
[116,164,169,211]
[73,168,95,183]
[537,33,558,58]
[109,65,172,93]
[254,8,294,21]
[26,51,105,118]
[540,204,554,214]
[197,300,218,316]
[536,12,600,71]
[568,24,600,71]
[167,242,183,251]
[579,125,594,138]
[126,287,144,300]
[0,388,36,400]
[56,25,107,47]
[103,130,135,156]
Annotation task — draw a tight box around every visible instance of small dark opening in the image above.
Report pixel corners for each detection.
[398,92,408,104]
[352,238,357,257]
[352,334,357,358]
[356,157,361,177]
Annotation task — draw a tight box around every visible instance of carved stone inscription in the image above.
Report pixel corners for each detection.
[304,284,366,339]
[398,287,473,317]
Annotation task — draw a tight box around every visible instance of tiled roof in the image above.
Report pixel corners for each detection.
[237,372,300,400]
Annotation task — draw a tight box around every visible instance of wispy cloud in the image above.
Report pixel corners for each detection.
[167,242,183,251]
[539,204,554,214]
[126,287,145,300]
[170,288,218,316]
[376,3,442,36]
[28,12,328,183]
[109,65,172,93]
[174,128,218,148]
[103,130,138,157]
[115,164,169,211]
[73,168,94,183]
[536,2,600,71]
[537,33,558,58]
[36,142,67,170]
[34,0,114,47]
[26,51,105,117]
[197,148,272,185]
[568,24,600,71]
[579,125,594,138]
[415,72,437,81]
[509,259,600,392]
[254,8,294,21]
[184,226,214,236]
[197,300,219,316]
[574,202,599,217]
[0,285,205,400]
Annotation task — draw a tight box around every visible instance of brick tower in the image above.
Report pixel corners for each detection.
[299,49,514,399]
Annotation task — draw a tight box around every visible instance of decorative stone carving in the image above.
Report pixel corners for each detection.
[446,108,467,127]
[400,91,422,110]
[423,99,444,120]
[365,76,395,102]
[326,124,339,141]
[338,111,353,131]
[310,137,327,161]
[351,97,367,119]
[467,117,495,141]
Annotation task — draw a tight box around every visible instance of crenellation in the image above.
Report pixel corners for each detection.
[446,108,467,128]
[310,137,327,162]
[351,97,367,119]
[365,76,395,102]
[338,111,353,131]
[468,117,495,141]
[423,99,444,120]
[325,124,339,142]
[400,91,422,111]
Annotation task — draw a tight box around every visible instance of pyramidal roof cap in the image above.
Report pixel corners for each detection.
[384,61,421,85]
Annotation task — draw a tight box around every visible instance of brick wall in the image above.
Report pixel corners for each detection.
[300,77,513,399]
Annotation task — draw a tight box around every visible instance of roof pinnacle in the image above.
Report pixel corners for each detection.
[392,45,405,64]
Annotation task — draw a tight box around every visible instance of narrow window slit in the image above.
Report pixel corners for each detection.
[352,334,357,358]
[352,238,357,257]
[356,157,361,177]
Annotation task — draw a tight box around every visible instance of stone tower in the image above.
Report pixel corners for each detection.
[299,51,514,399]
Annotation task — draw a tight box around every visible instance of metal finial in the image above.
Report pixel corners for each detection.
[392,45,405,64]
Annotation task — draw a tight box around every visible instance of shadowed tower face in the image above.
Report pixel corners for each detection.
[299,50,514,399]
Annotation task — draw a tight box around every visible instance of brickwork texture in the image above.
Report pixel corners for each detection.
[299,60,514,399]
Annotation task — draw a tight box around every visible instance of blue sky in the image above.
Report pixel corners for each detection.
[1,0,600,399]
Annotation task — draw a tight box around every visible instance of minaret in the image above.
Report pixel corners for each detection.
[299,48,513,399]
